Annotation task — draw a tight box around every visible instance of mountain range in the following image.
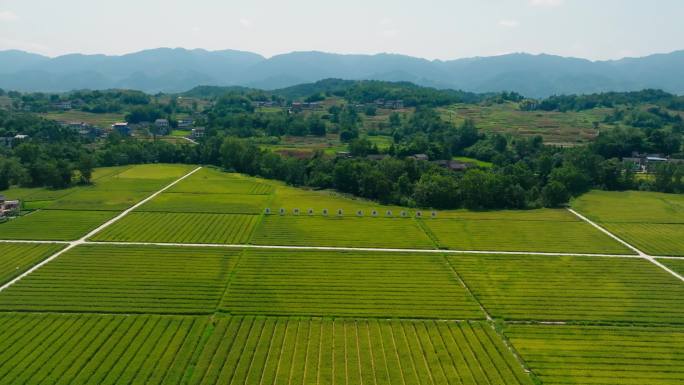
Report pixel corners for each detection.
[1,48,683,98]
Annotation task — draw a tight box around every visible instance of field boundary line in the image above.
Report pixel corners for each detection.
[77,240,642,258]
[567,208,684,283]
[0,166,202,293]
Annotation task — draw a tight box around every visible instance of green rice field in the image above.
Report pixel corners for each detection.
[0,244,240,314]
[423,218,632,254]
[449,254,684,323]
[221,250,484,318]
[1,164,683,384]
[137,192,271,214]
[506,324,684,385]
[252,216,436,249]
[0,243,64,285]
[91,212,260,244]
[0,210,116,240]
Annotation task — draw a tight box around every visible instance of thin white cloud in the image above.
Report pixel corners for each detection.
[379,17,392,26]
[239,18,252,28]
[499,19,520,28]
[529,0,564,7]
[381,29,399,38]
[0,10,18,21]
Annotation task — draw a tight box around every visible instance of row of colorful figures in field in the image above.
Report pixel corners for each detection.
[264,208,437,218]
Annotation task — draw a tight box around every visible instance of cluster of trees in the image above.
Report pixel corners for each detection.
[524,89,684,112]
[7,90,152,113]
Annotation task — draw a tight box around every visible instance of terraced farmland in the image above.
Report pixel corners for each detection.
[186,316,534,385]
[423,218,631,254]
[0,243,64,285]
[138,192,271,214]
[0,312,208,385]
[91,212,260,244]
[0,210,116,240]
[506,324,684,385]
[252,216,436,249]
[0,244,240,313]
[449,254,684,323]
[222,250,483,318]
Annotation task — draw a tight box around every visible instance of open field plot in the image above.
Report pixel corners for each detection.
[449,254,684,323]
[0,243,64,285]
[603,223,684,256]
[0,244,240,313]
[0,312,208,385]
[269,185,408,215]
[0,210,116,240]
[659,258,684,276]
[572,190,684,223]
[506,324,684,385]
[112,163,195,180]
[137,192,271,214]
[438,102,608,145]
[221,250,483,318]
[252,216,436,249]
[91,212,260,244]
[423,218,631,254]
[41,110,126,127]
[45,189,150,211]
[167,167,274,194]
[186,316,533,385]
[436,208,578,221]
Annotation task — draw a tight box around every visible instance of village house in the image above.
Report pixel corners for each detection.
[409,154,429,161]
[111,122,131,136]
[52,101,72,110]
[191,127,206,139]
[623,152,682,172]
[432,159,473,172]
[154,119,170,135]
[177,119,194,129]
[0,195,20,218]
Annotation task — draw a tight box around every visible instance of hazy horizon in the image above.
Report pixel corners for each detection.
[3,46,684,62]
[1,0,682,61]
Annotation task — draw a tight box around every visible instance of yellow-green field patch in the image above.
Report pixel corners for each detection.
[91,212,260,244]
[449,254,684,323]
[0,243,64,285]
[423,218,631,254]
[0,210,117,240]
[221,250,483,319]
[252,216,435,249]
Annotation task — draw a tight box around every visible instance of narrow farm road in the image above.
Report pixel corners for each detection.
[568,208,684,283]
[0,166,203,293]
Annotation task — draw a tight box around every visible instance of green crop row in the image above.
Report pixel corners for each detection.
[167,167,274,195]
[423,218,633,254]
[221,250,484,319]
[188,316,533,385]
[0,210,117,241]
[0,243,64,285]
[602,223,684,256]
[252,216,436,249]
[0,245,241,314]
[449,254,684,324]
[91,212,260,244]
[506,323,684,385]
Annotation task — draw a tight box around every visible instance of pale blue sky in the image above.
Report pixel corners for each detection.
[0,0,682,60]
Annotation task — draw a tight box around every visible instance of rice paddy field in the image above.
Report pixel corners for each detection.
[91,212,260,244]
[573,190,684,256]
[0,243,64,285]
[1,164,684,384]
[221,250,483,318]
[505,324,684,385]
[0,210,117,240]
[449,254,684,324]
[252,216,436,249]
[422,218,632,254]
[0,244,240,314]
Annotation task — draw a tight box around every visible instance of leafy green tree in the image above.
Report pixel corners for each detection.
[542,181,570,207]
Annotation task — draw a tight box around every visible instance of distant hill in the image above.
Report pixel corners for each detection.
[1,48,684,97]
